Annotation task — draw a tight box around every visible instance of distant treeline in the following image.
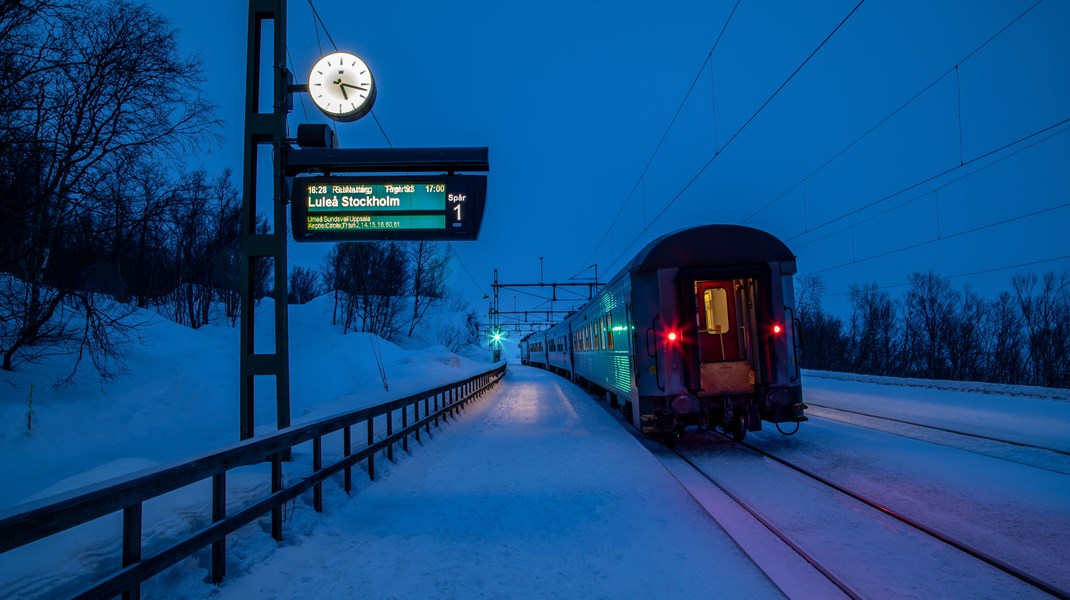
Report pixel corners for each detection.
[796,272,1070,389]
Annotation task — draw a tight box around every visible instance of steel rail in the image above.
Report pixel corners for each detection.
[728,433,1070,600]
[669,447,865,600]
[584,389,860,599]
[806,402,1070,457]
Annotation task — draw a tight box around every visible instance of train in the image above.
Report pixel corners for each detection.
[519,224,807,442]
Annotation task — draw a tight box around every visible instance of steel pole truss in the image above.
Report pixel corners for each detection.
[241,0,291,441]
[285,147,489,176]
[493,281,602,301]
[490,269,603,349]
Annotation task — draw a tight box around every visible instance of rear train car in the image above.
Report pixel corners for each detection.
[519,224,806,441]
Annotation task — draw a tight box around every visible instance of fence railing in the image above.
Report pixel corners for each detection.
[0,363,507,599]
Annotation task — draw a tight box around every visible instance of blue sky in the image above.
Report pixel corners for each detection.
[147,0,1069,321]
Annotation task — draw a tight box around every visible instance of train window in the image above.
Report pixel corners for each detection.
[704,288,731,334]
[605,314,614,350]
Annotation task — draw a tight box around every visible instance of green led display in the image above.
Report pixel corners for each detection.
[291,175,487,242]
[306,215,446,231]
[305,182,447,213]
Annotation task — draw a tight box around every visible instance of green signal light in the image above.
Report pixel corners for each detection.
[491,330,504,344]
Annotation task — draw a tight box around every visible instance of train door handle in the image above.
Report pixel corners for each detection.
[647,315,664,391]
[646,314,660,357]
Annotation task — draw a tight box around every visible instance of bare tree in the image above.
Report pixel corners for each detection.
[327,242,410,339]
[288,266,320,304]
[793,274,848,371]
[903,271,957,379]
[1012,272,1070,387]
[406,241,449,336]
[846,283,899,375]
[0,0,218,370]
[945,286,988,382]
[983,291,1025,385]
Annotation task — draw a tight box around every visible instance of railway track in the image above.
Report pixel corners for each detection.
[586,388,1069,598]
[806,402,1070,457]
[684,432,1070,600]
[806,402,1070,475]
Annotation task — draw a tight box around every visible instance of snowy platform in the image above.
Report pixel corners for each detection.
[211,365,784,599]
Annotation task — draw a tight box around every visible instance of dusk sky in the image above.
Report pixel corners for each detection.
[146,0,1069,323]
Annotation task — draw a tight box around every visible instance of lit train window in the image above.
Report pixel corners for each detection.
[704,288,730,334]
[606,314,614,350]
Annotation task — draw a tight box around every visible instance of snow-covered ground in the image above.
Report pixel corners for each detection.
[211,366,782,599]
[801,369,1070,452]
[0,296,494,598]
[0,296,489,509]
[2,305,1068,599]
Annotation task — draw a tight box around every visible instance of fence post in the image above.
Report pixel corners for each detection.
[402,403,409,453]
[344,425,352,493]
[211,472,226,583]
[271,454,283,541]
[313,435,323,513]
[367,418,376,481]
[387,411,394,462]
[424,397,430,434]
[415,399,421,443]
[122,503,142,600]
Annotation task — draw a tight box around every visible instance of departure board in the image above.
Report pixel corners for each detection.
[291,175,487,242]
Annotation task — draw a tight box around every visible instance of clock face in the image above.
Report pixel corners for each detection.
[308,52,376,122]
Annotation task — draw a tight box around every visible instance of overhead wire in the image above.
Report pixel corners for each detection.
[788,115,1070,243]
[600,0,868,273]
[808,201,1070,276]
[741,0,1046,225]
[744,0,1070,291]
[576,0,743,273]
[447,243,489,298]
[307,0,338,51]
[286,49,311,123]
[794,121,1070,251]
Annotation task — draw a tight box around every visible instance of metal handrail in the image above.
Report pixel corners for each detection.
[0,362,507,599]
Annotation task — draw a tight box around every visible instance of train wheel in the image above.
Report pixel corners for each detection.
[658,428,682,446]
[731,413,747,442]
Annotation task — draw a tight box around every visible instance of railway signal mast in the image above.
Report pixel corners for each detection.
[488,266,602,362]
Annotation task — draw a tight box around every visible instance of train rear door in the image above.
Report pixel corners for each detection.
[694,280,755,394]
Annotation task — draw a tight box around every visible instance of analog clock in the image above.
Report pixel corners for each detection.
[308,52,376,122]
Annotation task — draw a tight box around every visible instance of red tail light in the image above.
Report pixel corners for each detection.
[667,331,678,342]
[773,324,782,334]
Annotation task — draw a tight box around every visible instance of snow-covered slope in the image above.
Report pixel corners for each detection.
[0,295,491,509]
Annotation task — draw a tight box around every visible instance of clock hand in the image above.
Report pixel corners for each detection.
[339,85,349,100]
[340,83,368,92]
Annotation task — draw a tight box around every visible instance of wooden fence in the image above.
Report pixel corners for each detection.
[0,363,507,599]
